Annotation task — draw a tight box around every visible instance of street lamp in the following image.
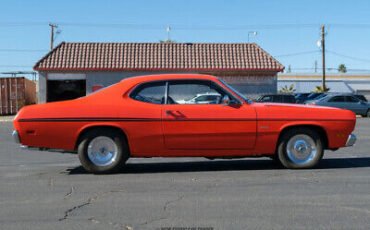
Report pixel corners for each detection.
[248,31,258,42]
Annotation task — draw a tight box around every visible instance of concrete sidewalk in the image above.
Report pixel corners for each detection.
[0,115,15,122]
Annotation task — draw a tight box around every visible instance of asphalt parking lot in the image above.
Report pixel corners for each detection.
[1,118,370,230]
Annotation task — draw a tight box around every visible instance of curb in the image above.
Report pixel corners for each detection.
[0,116,15,122]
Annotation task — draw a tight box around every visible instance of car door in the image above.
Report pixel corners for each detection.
[162,79,257,151]
[326,96,346,109]
[345,96,367,114]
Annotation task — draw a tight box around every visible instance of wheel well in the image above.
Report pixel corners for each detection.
[277,125,329,150]
[74,126,129,152]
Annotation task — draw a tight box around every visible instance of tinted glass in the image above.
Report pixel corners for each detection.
[314,94,327,100]
[345,96,360,103]
[284,96,296,103]
[354,95,367,102]
[273,95,283,102]
[168,80,225,105]
[131,82,166,104]
[328,96,345,102]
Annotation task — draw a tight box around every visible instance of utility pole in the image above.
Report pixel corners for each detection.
[314,60,318,73]
[321,25,326,92]
[49,23,58,50]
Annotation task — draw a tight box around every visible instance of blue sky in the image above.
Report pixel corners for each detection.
[1,0,370,74]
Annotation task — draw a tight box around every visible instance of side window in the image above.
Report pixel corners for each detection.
[285,96,296,103]
[345,96,359,103]
[328,96,345,102]
[273,95,282,102]
[261,96,272,102]
[130,82,166,104]
[167,80,225,105]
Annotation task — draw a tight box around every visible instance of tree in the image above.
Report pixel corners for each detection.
[278,84,296,93]
[312,85,330,92]
[338,64,347,73]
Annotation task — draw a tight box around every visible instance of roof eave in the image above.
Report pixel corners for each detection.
[34,67,285,72]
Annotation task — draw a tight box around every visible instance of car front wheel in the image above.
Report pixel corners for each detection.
[277,128,324,169]
[78,128,129,174]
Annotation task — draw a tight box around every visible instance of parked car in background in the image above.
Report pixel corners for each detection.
[305,94,370,117]
[256,94,296,103]
[294,93,310,104]
[353,94,368,102]
[301,93,326,103]
[177,93,221,104]
[13,74,357,173]
[304,93,328,105]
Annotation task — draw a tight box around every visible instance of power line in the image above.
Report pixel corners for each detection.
[328,24,370,28]
[0,22,46,27]
[0,65,33,67]
[2,21,370,31]
[0,22,321,30]
[275,50,319,58]
[326,50,370,63]
[0,49,48,52]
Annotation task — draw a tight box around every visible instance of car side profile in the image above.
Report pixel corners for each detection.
[256,94,296,103]
[13,74,357,173]
[305,94,370,117]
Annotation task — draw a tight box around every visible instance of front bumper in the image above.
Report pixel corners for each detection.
[12,130,20,144]
[345,134,356,147]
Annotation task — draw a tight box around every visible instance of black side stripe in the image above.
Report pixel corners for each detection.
[17,117,354,122]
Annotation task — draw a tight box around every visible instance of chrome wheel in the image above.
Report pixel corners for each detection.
[87,136,118,167]
[286,134,317,165]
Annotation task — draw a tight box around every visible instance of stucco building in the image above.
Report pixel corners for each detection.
[34,42,284,103]
[278,73,370,98]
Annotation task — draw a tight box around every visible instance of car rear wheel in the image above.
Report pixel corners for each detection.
[78,129,129,174]
[277,128,324,169]
[367,109,370,118]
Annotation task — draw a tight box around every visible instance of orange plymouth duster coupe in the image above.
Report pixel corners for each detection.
[13,74,357,173]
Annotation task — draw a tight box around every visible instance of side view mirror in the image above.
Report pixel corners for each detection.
[221,95,239,106]
[221,95,230,106]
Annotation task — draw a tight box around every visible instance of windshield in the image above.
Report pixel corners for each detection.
[314,93,327,100]
[218,79,251,103]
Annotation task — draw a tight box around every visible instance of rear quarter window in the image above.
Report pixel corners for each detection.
[130,81,166,104]
[328,96,345,102]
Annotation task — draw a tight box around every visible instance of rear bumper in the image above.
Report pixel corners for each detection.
[345,134,356,147]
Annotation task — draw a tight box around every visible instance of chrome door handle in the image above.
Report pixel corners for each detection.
[165,110,180,117]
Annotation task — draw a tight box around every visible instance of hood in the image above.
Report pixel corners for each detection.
[253,102,356,121]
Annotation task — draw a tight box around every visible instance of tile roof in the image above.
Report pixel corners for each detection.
[34,42,284,72]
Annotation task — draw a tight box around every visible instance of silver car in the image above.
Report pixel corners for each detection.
[306,94,370,117]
